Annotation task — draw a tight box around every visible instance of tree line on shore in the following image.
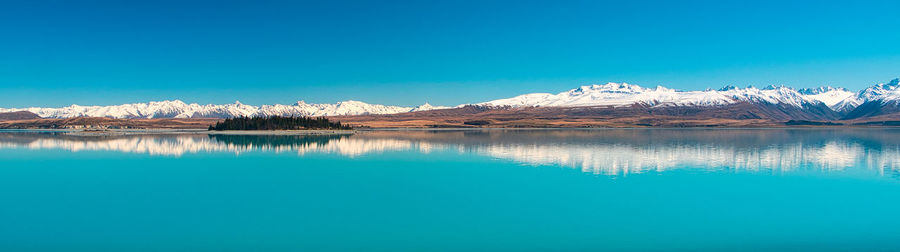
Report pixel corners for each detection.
[209,116,351,130]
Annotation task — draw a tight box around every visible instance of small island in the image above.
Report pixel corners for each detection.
[209,116,352,131]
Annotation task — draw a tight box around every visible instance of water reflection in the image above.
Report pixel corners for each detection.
[2,129,900,178]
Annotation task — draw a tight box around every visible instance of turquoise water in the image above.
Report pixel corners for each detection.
[1,129,899,251]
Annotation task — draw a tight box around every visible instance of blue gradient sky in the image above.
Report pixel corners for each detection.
[2,0,900,107]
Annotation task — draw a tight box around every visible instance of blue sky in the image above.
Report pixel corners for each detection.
[2,0,900,107]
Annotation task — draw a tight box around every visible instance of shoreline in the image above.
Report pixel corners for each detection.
[208,130,355,135]
[1,127,898,137]
[0,129,356,136]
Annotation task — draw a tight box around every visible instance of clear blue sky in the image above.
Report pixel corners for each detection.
[2,0,900,107]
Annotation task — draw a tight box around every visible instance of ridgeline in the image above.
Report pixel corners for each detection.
[209,116,351,131]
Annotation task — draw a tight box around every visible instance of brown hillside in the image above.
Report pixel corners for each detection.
[0,111,41,120]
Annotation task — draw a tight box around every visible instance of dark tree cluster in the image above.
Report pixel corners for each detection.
[209,116,351,131]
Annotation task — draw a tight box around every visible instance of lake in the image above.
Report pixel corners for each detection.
[1,129,899,251]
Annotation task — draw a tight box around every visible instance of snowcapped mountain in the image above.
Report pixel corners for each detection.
[843,78,900,119]
[480,83,734,108]
[476,78,900,121]
[409,102,445,112]
[856,78,900,102]
[720,85,819,108]
[6,78,900,121]
[255,100,418,117]
[480,82,841,110]
[0,100,449,119]
[797,86,861,112]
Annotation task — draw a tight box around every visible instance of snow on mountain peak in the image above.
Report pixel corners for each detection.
[798,86,846,95]
[477,78,900,113]
[718,85,738,91]
[481,82,824,108]
[7,78,900,119]
[479,78,900,112]
[410,102,451,112]
[0,100,448,119]
[858,78,900,103]
[792,86,859,111]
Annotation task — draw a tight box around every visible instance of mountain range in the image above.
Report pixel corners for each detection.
[0,100,449,119]
[3,78,900,122]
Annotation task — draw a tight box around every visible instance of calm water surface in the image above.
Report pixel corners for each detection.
[1,129,899,251]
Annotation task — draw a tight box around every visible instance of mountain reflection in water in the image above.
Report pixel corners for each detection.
[2,129,899,178]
